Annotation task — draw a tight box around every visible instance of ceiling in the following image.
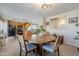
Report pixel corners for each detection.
[0,3,79,24]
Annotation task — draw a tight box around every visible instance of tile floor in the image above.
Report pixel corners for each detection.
[0,38,79,56]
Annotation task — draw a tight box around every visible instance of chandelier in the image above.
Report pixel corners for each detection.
[42,3,52,9]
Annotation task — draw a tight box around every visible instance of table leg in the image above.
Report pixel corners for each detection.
[36,44,43,56]
[39,45,43,56]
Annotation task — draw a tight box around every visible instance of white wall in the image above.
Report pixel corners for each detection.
[47,9,79,47]
[0,20,3,31]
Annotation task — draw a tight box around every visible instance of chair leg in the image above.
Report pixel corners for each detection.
[20,47,22,56]
[42,49,46,56]
[57,48,59,56]
[25,51,27,56]
[35,49,38,56]
[25,48,27,56]
[20,50,22,56]
[42,49,44,56]
[41,49,44,56]
[77,48,79,51]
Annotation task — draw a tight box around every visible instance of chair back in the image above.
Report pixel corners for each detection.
[23,31,32,42]
[53,36,59,50]
[17,35,26,49]
[53,34,57,38]
[58,35,63,45]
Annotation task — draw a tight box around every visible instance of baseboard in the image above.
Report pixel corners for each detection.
[64,41,79,48]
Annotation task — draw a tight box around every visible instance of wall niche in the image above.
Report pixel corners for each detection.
[49,16,66,29]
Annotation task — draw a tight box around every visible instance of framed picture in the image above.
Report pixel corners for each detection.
[69,17,78,23]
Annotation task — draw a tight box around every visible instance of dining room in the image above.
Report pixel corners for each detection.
[0,3,79,56]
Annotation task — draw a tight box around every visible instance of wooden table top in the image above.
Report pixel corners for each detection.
[29,35,56,45]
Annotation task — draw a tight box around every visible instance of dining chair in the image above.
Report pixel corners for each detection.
[23,31,37,56]
[42,36,60,56]
[59,35,64,44]
[0,33,6,49]
[17,32,37,56]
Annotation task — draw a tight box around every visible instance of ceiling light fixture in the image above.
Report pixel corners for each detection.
[42,3,52,9]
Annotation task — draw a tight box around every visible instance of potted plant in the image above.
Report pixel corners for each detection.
[36,25,46,36]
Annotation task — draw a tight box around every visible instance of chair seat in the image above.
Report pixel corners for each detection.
[42,44,55,52]
[27,43,37,51]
